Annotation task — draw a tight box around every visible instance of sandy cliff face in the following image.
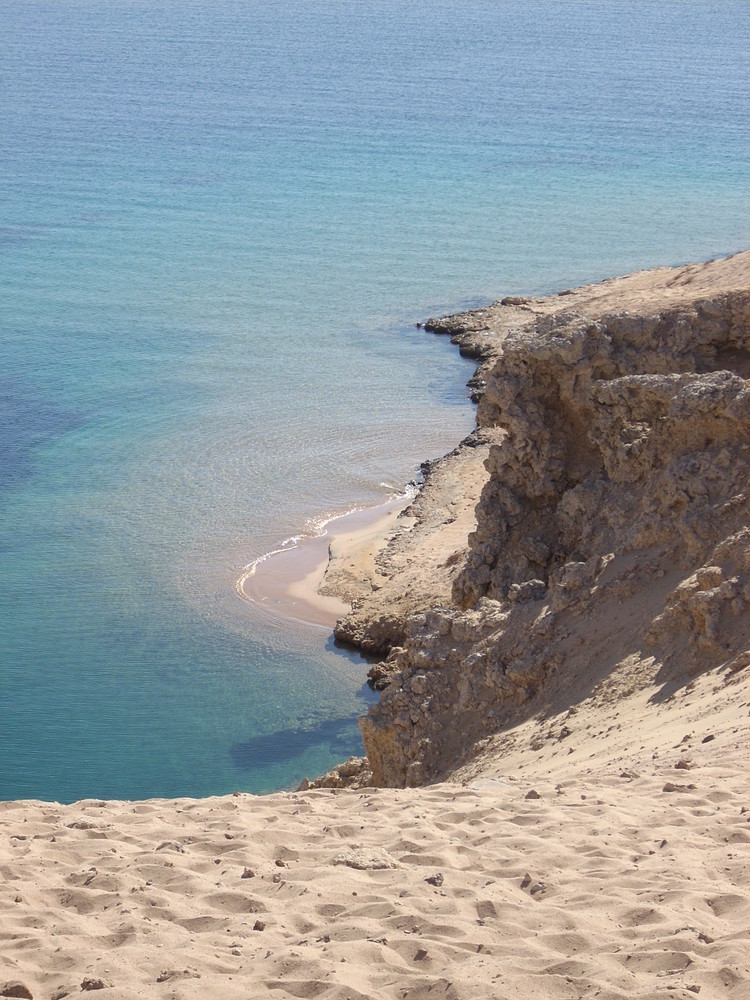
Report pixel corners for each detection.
[356,253,750,787]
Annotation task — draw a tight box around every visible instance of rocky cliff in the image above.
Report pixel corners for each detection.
[350,253,750,787]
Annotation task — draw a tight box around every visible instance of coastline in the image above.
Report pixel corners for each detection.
[246,251,750,659]
[2,252,748,999]
[237,253,750,698]
[324,249,750,786]
[236,493,414,629]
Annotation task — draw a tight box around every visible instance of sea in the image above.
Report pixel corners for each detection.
[1,0,748,802]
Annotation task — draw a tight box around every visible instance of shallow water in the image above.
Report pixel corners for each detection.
[1,0,748,801]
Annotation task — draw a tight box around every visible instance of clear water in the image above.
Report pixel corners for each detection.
[1,0,748,802]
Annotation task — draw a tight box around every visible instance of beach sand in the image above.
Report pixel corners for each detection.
[1,664,746,999]
[236,497,411,629]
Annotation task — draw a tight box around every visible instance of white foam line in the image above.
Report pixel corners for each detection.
[236,484,417,603]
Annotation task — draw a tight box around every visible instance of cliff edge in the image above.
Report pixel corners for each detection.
[331,252,750,787]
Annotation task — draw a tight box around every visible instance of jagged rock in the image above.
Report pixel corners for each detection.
[297,756,373,790]
[367,659,401,690]
[357,255,749,787]
[455,298,750,606]
[647,530,750,664]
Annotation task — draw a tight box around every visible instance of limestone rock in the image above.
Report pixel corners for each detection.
[333,848,399,870]
[298,756,372,790]
[357,254,750,787]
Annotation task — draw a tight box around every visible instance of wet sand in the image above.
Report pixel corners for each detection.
[236,496,411,628]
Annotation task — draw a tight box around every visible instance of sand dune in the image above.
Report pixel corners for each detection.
[1,665,747,999]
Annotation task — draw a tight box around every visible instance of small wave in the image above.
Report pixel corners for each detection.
[305,504,366,536]
[236,521,337,599]
[379,481,419,502]
[237,483,420,601]
[281,534,303,547]
[238,533,307,586]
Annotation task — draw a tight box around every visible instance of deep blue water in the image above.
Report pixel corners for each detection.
[1,0,748,802]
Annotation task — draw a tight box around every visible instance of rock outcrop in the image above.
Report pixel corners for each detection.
[329,431,499,657]
[353,253,750,786]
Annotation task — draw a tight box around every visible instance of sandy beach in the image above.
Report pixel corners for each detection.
[2,253,748,998]
[236,497,412,629]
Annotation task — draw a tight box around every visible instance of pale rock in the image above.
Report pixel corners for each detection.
[355,257,749,786]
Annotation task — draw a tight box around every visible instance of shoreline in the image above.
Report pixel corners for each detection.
[239,250,750,660]
[236,492,414,629]
[346,249,750,785]
[1,252,748,999]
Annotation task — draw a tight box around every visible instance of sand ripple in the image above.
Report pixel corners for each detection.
[1,667,747,999]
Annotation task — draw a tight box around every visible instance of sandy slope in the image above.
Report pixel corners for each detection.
[1,666,747,1000]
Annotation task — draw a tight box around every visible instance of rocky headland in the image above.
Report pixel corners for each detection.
[323,251,750,788]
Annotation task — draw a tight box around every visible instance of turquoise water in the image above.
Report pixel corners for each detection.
[1,0,748,802]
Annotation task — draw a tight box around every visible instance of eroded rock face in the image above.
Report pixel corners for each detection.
[359,268,750,787]
[456,295,750,606]
[297,756,373,790]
